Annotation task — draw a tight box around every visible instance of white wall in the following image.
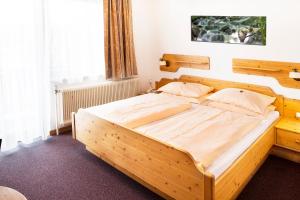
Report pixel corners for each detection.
[132,0,161,91]
[132,0,300,99]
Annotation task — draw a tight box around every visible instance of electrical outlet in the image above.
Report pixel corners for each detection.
[296,112,300,119]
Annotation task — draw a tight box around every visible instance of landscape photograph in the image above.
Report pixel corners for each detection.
[191,16,267,45]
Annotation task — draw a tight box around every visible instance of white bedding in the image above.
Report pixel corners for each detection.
[207,110,279,178]
[136,103,279,179]
[84,93,279,179]
[84,93,200,128]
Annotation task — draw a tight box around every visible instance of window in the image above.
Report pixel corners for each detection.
[46,0,105,83]
[0,0,105,151]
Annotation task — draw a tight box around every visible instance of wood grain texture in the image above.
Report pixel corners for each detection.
[160,54,210,72]
[276,129,300,152]
[273,117,300,161]
[86,146,172,200]
[74,110,212,200]
[276,118,300,134]
[283,98,300,119]
[156,75,284,115]
[271,146,300,163]
[232,58,300,88]
[215,123,277,200]
[275,117,300,153]
[74,75,284,200]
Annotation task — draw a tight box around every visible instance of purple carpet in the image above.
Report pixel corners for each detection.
[0,135,299,200]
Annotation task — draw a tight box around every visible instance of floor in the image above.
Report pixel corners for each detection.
[0,135,299,200]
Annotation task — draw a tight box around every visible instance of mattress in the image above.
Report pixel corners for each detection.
[136,103,279,179]
[84,93,195,129]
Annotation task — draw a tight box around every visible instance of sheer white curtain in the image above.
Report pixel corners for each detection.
[0,0,50,151]
[0,0,104,151]
[46,0,105,83]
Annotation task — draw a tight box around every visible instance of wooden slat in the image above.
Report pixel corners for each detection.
[232,58,300,88]
[160,54,210,72]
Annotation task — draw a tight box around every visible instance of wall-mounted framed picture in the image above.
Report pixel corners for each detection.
[191,16,267,45]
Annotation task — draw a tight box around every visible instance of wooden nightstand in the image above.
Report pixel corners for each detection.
[272,118,300,163]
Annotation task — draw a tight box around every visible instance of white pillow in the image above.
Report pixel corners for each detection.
[158,82,214,98]
[207,88,276,114]
[160,92,210,104]
[206,101,276,117]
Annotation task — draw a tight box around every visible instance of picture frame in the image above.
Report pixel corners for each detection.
[191,16,267,45]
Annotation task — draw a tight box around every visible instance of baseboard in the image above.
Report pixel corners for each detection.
[271,146,300,164]
[49,125,72,136]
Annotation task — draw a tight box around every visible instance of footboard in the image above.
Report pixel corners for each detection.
[72,110,214,200]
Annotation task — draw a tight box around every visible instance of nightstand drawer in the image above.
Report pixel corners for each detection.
[277,129,300,151]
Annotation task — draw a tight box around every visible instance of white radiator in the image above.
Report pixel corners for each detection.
[55,78,140,129]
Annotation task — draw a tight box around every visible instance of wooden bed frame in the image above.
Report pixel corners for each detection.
[72,75,283,200]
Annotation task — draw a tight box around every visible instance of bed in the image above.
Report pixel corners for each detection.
[72,75,284,200]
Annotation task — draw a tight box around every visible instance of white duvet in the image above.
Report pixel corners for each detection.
[84,94,279,178]
[136,103,279,178]
[84,93,192,128]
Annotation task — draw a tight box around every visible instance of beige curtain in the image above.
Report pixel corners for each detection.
[104,0,138,80]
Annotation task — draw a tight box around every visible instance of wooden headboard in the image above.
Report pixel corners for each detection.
[232,58,300,88]
[160,54,210,72]
[156,75,284,115]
